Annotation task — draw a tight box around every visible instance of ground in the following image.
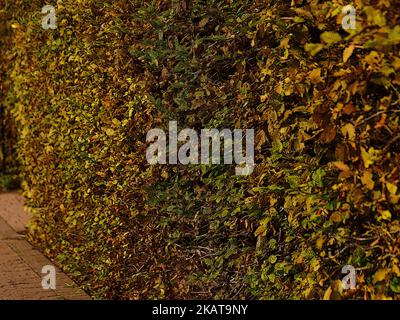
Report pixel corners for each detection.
[0,192,90,300]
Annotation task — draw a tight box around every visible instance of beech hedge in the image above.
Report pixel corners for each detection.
[0,9,19,189]
[1,0,400,299]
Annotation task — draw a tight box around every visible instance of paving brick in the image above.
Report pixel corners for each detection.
[0,192,91,300]
[5,239,89,300]
[0,216,18,240]
[0,192,30,233]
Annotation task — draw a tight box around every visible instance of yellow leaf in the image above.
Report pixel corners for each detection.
[161,171,169,179]
[280,37,290,49]
[254,217,270,237]
[309,68,324,84]
[388,26,400,45]
[294,8,313,19]
[276,82,283,95]
[392,56,400,70]
[316,237,324,250]
[255,225,266,237]
[96,171,106,178]
[390,193,400,204]
[365,51,380,67]
[360,147,374,168]
[343,44,355,63]
[361,171,375,190]
[341,123,356,141]
[373,268,391,284]
[304,43,324,56]
[321,32,342,44]
[386,182,398,195]
[323,286,332,300]
[380,210,392,221]
[105,128,115,136]
[364,6,386,27]
[260,94,267,103]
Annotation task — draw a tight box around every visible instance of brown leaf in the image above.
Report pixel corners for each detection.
[342,103,356,115]
[335,143,350,161]
[332,161,350,172]
[341,123,356,141]
[309,68,324,84]
[320,125,337,143]
[330,212,341,223]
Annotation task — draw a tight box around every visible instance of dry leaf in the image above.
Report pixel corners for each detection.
[343,44,355,63]
[361,171,375,190]
[309,68,324,84]
[332,161,350,172]
[341,123,356,140]
[323,286,332,300]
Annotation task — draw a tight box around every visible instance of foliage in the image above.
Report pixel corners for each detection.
[1,0,399,299]
[0,8,19,189]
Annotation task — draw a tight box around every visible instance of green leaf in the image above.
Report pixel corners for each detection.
[390,277,400,293]
[269,255,277,264]
[312,168,326,188]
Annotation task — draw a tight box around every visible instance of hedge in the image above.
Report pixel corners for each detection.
[0,7,19,190]
[1,0,399,299]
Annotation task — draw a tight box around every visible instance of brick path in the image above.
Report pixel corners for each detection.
[0,192,90,300]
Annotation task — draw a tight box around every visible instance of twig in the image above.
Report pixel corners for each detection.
[356,110,400,127]
[383,134,400,153]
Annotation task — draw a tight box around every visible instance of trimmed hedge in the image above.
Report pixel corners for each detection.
[1,0,400,299]
[0,8,19,190]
